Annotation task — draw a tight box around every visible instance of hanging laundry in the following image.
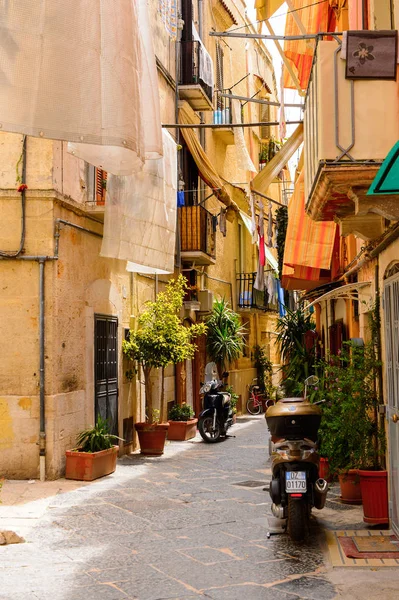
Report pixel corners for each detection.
[219,208,227,237]
[258,204,265,267]
[266,274,274,303]
[273,223,278,249]
[250,193,258,244]
[266,203,273,248]
[277,281,286,317]
[177,190,185,207]
[254,261,265,292]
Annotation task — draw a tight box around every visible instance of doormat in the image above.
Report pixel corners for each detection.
[338,535,399,559]
[326,530,399,567]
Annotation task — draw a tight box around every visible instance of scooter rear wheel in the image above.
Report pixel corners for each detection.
[198,416,222,443]
[287,496,308,542]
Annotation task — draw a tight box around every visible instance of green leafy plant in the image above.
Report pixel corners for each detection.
[168,403,195,422]
[206,298,245,373]
[123,275,206,423]
[225,384,239,414]
[75,416,122,453]
[316,341,385,474]
[254,345,275,398]
[276,308,316,396]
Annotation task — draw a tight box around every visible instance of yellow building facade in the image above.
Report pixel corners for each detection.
[0,0,283,479]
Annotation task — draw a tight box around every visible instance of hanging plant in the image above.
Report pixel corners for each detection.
[275,205,288,280]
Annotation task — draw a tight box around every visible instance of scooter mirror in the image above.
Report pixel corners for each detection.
[304,375,319,386]
[222,372,229,378]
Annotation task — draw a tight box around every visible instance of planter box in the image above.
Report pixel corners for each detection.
[167,418,198,441]
[358,469,389,524]
[65,446,118,481]
[338,469,362,504]
[135,422,169,455]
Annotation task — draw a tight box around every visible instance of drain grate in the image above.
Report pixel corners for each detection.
[234,480,269,488]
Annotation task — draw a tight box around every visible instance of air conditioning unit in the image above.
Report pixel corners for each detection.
[198,289,214,312]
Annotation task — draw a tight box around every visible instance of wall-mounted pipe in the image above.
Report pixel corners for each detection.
[39,259,46,481]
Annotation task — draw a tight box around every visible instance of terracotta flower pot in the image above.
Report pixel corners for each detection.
[167,418,198,441]
[338,469,362,504]
[65,446,118,481]
[319,457,331,482]
[358,469,389,524]
[135,422,169,455]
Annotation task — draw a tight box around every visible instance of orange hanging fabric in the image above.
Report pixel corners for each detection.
[283,0,334,90]
[281,170,337,290]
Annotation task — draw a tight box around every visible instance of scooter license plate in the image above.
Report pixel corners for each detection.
[285,471,307,493]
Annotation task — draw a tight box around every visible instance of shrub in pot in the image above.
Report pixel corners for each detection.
[123,276,206,455]
[167,403,198,441]
[65,416,121,481]
[316,341,386,508]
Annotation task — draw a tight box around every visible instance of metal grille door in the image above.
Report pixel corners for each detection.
[95,315,118,437]
[384,276,399,536]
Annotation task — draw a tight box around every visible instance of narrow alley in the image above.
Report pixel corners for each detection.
[1,417,397,600]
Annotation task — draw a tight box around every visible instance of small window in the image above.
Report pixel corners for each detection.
[95,168,107,205]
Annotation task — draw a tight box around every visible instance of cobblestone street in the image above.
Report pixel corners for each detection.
[0,417,397,600]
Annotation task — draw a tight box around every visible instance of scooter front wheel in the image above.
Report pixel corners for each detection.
[287,495,309,542]
[198,416,222,443]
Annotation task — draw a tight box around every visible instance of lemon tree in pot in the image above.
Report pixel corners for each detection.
[65,416,122,481]
[167,403,197,441]
[123,276,206,455]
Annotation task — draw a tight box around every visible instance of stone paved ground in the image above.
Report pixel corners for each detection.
[0,416,398,600]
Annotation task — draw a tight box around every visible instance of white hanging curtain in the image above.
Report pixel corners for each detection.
[100,130,177,274]
[192,23,214,91]
[0,0,162,175]
[231,100,257,173]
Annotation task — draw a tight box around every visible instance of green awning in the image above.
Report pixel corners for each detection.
[368,141,399,195]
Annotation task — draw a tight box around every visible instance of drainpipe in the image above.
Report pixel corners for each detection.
[39,258,46,481]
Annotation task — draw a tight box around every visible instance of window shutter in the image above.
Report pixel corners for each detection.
[95,168,107,205]
[216,43,224,92]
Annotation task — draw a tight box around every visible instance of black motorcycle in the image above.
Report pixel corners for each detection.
[198,372,233,443]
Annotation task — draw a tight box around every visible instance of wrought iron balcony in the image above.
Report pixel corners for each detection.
[179,40,214,111]
[179,205,216,266]
[304,37,399,239]
[237,272,278,312]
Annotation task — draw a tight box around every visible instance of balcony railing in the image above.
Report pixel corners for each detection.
[304,37,399,223]
[213,89,232,125]
[179,40,214,110]
[179,205,216,265]
[237,272,279,312]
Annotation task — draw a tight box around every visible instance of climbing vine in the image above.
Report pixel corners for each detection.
[275,205,288,280]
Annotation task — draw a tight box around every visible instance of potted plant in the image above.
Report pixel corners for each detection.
[206,298,245,375]
[357,301,388,524]
[65,416,121,481]
[317,341,385,507]
[167,403,198,441]
[123,276,206,455]
[259,145,268,170]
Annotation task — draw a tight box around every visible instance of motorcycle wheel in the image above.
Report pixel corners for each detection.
[246,398,262,415]
[287,496,308,542]
[198,416,222,443]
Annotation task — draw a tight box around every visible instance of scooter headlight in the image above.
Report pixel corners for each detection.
[200,383,211,394]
